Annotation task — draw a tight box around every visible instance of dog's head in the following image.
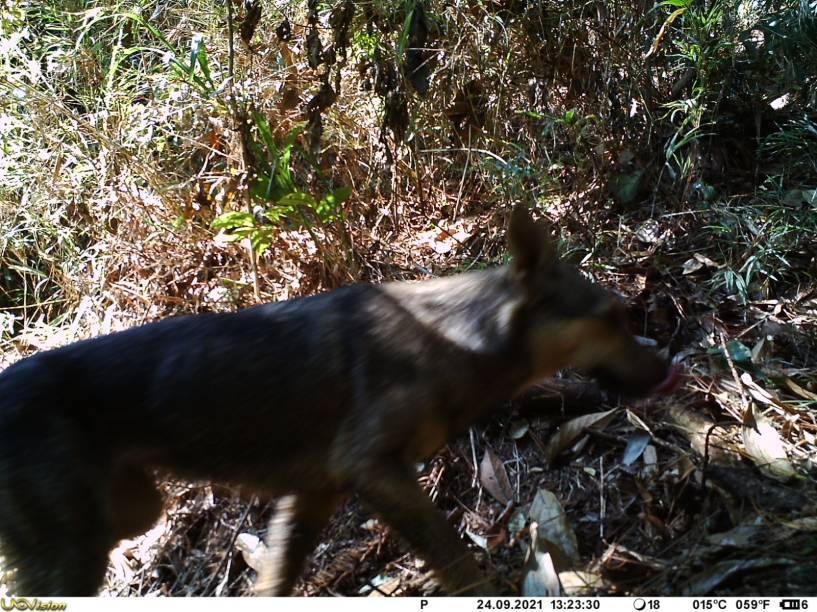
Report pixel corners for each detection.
[508,208,679,397]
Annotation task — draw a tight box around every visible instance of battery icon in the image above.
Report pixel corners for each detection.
[781,601,801,610]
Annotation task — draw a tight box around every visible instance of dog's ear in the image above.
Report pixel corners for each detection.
[508,208,557,282]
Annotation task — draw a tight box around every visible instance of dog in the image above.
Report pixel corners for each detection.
[0,209,678,596]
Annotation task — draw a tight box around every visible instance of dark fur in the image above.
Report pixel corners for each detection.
[0,210,671,596]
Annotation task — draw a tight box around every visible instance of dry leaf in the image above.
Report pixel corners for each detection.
[783,516,817,531]
[626,410,654,435]
[682,258,704,275]
[694,253,719,267]
[107,547,135,584]
[235,533,266,572]
[641,444,658,477]
[706,521,765,548]
[433,240,452,254]
[527,489,580,563]
[464,525,506,553]
[479,447,513,504]
[367,576,402,597]
[785,377,817,402]
[682,559,789,595]
[521,523,561,596]
[544,409,618,462]
[740,372,786,408]
[509,418,530,440]
[465,529,489,551]
[635,219,663,244]
[741,403,797,482]
[558,571,606,596]
[622,432,651,466]
[508,509,527,540]
[522,489,583,596]
[667,404,742,467]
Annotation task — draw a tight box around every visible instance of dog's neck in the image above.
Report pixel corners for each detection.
[381,268,522,356]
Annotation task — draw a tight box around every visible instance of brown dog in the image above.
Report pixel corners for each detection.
[0,209,677,596]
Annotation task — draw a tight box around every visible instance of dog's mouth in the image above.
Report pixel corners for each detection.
[590,361,682,398]
[651,364,682,395]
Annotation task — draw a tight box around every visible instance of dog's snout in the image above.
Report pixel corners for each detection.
[590,342,676,398]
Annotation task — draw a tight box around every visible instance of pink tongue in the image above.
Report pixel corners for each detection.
[653,364,682,395]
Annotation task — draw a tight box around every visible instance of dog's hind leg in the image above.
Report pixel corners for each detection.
[255,492,341,596]
[356,464,497,596]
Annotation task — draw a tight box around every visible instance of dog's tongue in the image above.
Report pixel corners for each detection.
[652,364,682,395]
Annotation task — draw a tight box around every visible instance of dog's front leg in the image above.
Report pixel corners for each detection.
[356,464,497,596]
[255,492,341,596]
